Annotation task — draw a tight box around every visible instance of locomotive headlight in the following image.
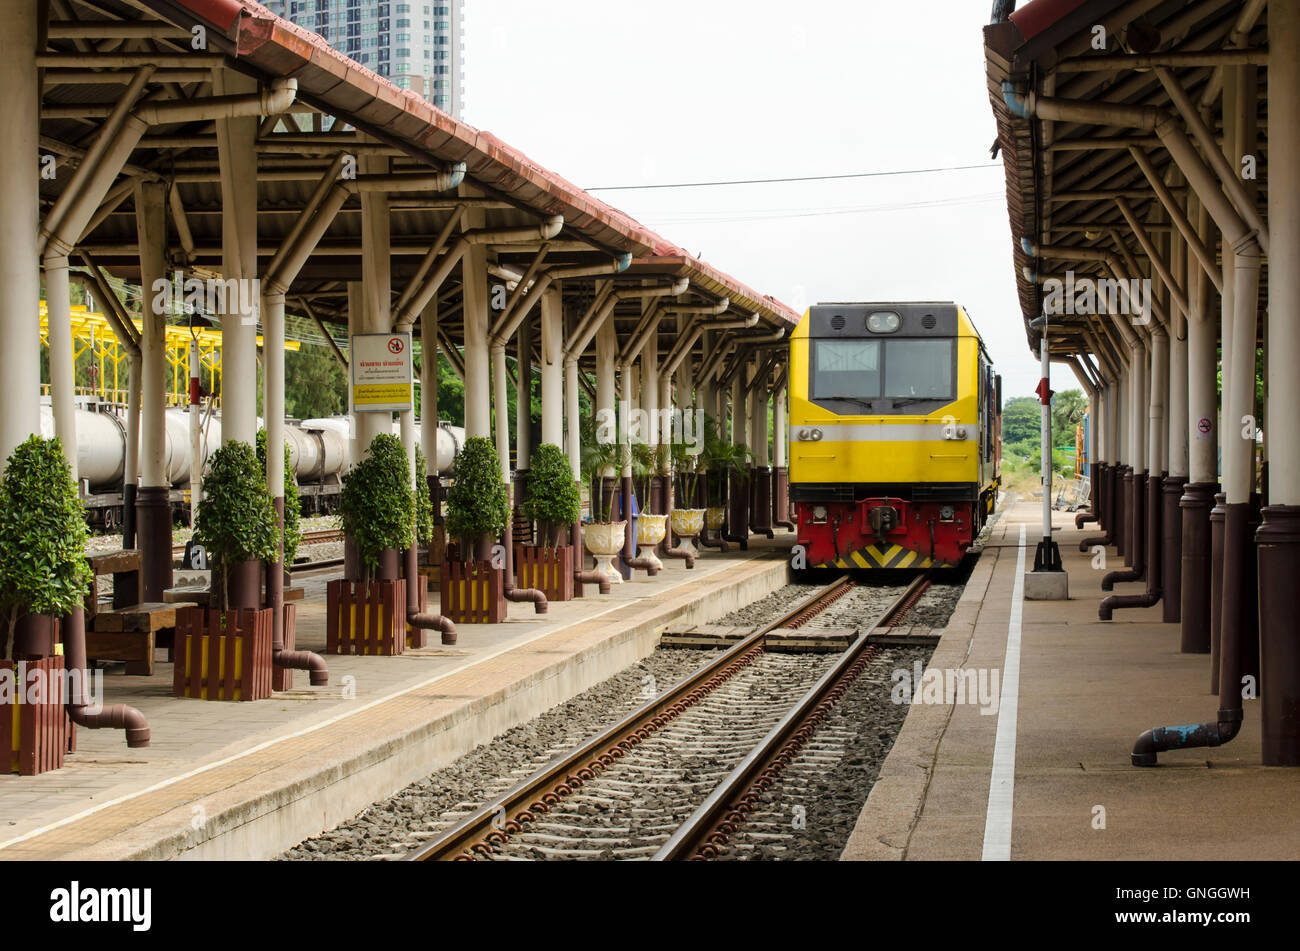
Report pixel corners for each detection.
[940,505,956,522]
[797,428,810,441]
[866,311,901,333]
[809,428,823,441]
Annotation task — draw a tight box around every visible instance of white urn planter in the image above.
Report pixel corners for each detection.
[705,506,727,532]
[584,521,627,585]
[635,513,668,571]
[669,508,706,557]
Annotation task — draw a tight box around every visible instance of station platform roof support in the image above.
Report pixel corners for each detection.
[0,0,800,754]
[985,0,1298,766]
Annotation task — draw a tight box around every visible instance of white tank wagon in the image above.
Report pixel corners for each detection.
[44,403,465,530]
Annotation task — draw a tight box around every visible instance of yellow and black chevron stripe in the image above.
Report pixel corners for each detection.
[818,543,936,570]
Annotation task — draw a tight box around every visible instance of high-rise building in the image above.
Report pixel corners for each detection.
[266,0,464,117]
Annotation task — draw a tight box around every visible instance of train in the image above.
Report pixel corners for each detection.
[787,301,1001,569]
[39,402,464,531]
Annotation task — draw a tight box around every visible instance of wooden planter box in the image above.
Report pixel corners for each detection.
[2,657,76,775]
[406,574,433,649]
[326,579,407,656]
[173,607,274,702]
[515,545,575,602]
[441,561,506,624]
[271,604,298,692]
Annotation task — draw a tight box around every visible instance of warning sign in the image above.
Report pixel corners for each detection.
[1195,416,1212,441]
[351,332,413,412]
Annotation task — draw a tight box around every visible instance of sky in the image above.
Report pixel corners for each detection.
[461,0,1042,398]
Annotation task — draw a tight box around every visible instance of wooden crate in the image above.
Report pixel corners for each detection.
[515,545,575,602]
[2,657,75,775]
[441,561,505,624]
[271,604,298,692]
[326,579,406,656]
[173,607,274,702]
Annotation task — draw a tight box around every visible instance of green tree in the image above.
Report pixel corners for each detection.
[193,441,280,611]
[1050,388,1087,448]
[1002,396,1040,445]
[0,436,93,657]
[285,342,347,419]
[337,434,414,582]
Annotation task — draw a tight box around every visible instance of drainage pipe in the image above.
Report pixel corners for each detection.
[1100,328,1166,618]
[64,607,150,747]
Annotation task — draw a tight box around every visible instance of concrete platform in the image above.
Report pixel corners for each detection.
[843,499,1300,861]
[0,535,794,860]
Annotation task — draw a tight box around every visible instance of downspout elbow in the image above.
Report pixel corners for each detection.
[1001,81,1034,119]
[273,648,329,685]
[68,702,151,748]
[539,215,564,240]
[408,611,457,644]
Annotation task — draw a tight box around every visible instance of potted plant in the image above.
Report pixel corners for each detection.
[441,436,509,622]
[181,440,279,700]
[580,437,626,585]
[669,437,706,555]
[629,442,667,570]
[328,433,414,654]
[0,435,89,771]
[517,442,580,601]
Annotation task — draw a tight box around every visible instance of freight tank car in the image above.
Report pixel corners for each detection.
[788,301,1000,569]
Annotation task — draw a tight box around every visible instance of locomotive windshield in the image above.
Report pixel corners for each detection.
[812,337,954,402]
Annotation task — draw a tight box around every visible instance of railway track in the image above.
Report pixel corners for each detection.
[407,571,930,862]
[172,528,342,558]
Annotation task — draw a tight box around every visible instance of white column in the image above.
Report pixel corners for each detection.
[774,382,788,468]
[462,243,491,439]
[492,338,510,482]
[1188,196,1218,483]
[516,317,532,469]
[419,297,439,470]
[540,288,564,448]
[215,69,259,447]
[44,252,78,480]
[1168,225,1189,478]
[596,316,617,425]
[263,294,286,503]
[135,181,169,489]
[0,0,40,468]
[644,323,659,450]
[355,152,391,456]
[1270,2,1300,504]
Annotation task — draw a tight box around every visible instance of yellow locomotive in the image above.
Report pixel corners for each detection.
[788,302,1000,569]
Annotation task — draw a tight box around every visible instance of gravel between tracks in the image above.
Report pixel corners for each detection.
[281,579,928,861]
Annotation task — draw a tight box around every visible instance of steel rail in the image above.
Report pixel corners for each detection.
[406,574,858,861]
[653,570,931,861]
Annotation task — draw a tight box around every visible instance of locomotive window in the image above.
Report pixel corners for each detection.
[812,339,881,399]
[882,339,954,399]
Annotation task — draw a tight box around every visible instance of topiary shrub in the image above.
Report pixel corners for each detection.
[193,441,280,612]
[415,446,435,545]
[337,433,414,582]
[522,442,580,548]
[444,436,509,558]
[256,429,302,567]
[0,435,93,658]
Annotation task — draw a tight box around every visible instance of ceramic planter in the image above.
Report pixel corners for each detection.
[635,513,668,571]
[584,521,627,585]
[669,508,706,557]
[706,506,727,531]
